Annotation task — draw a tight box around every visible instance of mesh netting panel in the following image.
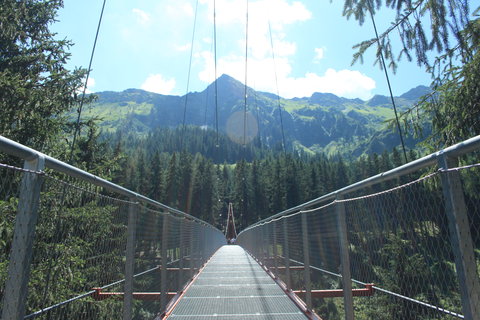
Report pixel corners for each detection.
[238,164,480,320]
[0,163,23,313]
[346,174,462,319]
[25,174,129,319]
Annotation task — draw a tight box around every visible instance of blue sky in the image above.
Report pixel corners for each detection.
[52,0,455,100]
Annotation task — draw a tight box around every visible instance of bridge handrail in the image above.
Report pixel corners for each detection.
[241,134,480,233]
[0,134,215,229]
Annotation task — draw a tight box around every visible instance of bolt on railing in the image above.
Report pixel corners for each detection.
[0,135,225,319]
[238,135,480,320]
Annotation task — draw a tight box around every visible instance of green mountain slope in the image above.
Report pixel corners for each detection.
[85,74,430,157]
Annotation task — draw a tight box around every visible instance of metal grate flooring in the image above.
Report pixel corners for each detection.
[166,245,308,320]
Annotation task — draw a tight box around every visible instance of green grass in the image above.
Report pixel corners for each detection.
[282,98,395,122]
[83,102,153,121]
[292,141,316,155]
[295,114,315,121]
[281,100,312,112]
[341,104,394,118]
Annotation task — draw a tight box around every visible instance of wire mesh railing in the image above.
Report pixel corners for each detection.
[0,136,225,320]
[238,135,480,320]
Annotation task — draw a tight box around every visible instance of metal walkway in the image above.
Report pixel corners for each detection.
[165,245,309,319]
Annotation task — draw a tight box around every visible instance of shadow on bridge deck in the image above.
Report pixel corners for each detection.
[162,245,311,320]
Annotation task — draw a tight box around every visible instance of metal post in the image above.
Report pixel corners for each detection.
[178,218,185,290]
[160,214,170,311]
[197,225,202,265]
[272,221,278,276]
[283,218,292,290]
[200,225,206,264]
[438,155,480,320]
[251,230,255,257]
[336,195,354,320]
[1,155,45,320]
[259,225,265,264]
[206,226,211,258]
[189,222,195,277]
[301,212,312,309]
[268,224,273,266]
[123,199,138,320]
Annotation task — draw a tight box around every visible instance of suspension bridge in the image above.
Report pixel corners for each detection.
[1,0,479,318]
[0,133,479,319]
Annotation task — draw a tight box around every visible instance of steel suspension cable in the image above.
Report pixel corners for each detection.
[268,22,287,155]
[203,68,211,141]
[243,0,249,151]
[253,84,262,147]
[203,30,215,144]
[242,0,250,161]
[43,0,107,314]
[24,261,178,319]
[180,0,200,151]
[214,0,219,148]
[69,0,107,164]
[366,0,408,163]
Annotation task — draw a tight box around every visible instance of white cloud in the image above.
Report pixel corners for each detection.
[212,0,245,25]
[165,1,195,20]
[132,8,151,25]
[181,3,194,17]
[194,1,375,100]
[256,0,311,28]
[314,47,325,62]
[274,40,297,57]
[204,0,311,26]
[198,49,375,99]
[199,0,310,59]
[196,0,312,86]
[280,69,376,100]
[175,43,191,52]
[87,77,96,90]
[141,74,176,94]
[78,77,95,94]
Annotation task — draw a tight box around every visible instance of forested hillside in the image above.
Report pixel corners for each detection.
[98,126,414,231]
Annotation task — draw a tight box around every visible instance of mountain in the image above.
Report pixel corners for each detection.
[83,74,431,157]
[400,85,432,100]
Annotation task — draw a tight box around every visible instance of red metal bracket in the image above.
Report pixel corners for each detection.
[294,284,375,298]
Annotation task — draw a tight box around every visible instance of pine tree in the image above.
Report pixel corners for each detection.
[249,160,264,221]
[202,159,215,224]
[233,160,251,229]
[305,164,319,201]
[334,156,349,190]
[0,0,89,151]
[343,0,472,72]
[284,155,300,208]
[136,152,150,195]
[150,151,164,201]
[177,152,193,212]
[165,153,180,207]
[210,166,224,230]
[189,155,204,217]
[343,0,479,148]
